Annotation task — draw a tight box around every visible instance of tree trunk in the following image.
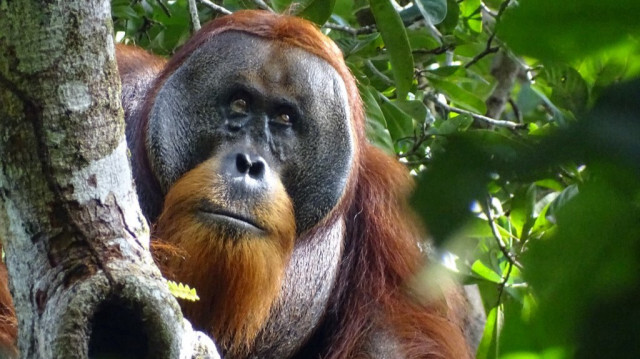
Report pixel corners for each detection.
[0,1,218,358]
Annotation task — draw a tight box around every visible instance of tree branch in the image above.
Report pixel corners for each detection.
[188,0,201,32]
[508,98,522,122]
[484,197,524,270]
[251,0,274,12]
[465,45,499,68]
[323,23,376,35]
[497,260,514,305]
[485,51,521,120]
[465,0,512,68]
[365,60,394,87]
[198,0,232,15]
[397,118,432,160]
[413,44,455,56]
[156,0,172,18]
[480,1,498,17]
[431,96,526,129]
[0,1,220,357]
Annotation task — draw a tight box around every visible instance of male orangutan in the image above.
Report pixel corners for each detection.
[0,10,472,359]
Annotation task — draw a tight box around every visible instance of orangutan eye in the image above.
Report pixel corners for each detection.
[230,98,248,114]
[273,113,291,125]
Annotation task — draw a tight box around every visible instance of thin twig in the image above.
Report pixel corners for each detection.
[365,60,394,87]
[484,197,524,270]
[413,44,455,56]
[426,23,443,40]
[397,133,428,159]
[198,0,232,15]
[390,0,405,11]
[323,23,376,35]
[188,0,201,32]
[496,0,513,20]
[485,51,521,119]
[497,260,514,305]
[156,0,171,18]
[508,98,522,123]
[465,46,499,68]
[480,1,498,17]
[139,17,162,43]
[403,159,430,166]
[465,0,512,68]
[433,97,526,129]
[397,118,432,160]
[251,0,274,12]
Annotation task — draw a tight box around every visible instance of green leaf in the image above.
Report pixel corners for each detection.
[462,217,495,239]
[112,3,140,19]
[223,0,265,11]
[414,0,447,26]
[472,260,503,283]
[520,168,640,356]
[476,306,501,359]
[500,349,567,359]
[578,42,640,98]
[361,86,395,153]
[438,0,460,34]
[297,0,337,25]
[499,0,640,62]
[334,33,381,57]
[460,0,482,33]
[428,76,487,113]
[406,29,440,51]
[510,184,536,240]
[368,0,414,99]
[378,95,414,141]
[515,83,544,120]
[547,184,579,220]
[427,65,462,77]
[529,194,556,237]
[394,100,428,122]
[412,135,490,242]
[543,65,589,115]
[271,0,292,12]
[535,179,564,192]
[436,114,473,135]
[529,85,570,126]
[333,0,355,21]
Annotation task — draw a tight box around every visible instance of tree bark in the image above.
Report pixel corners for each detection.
[485,50,521,121]
[0,1,218,358]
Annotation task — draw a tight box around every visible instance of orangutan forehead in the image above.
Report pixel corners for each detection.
[185,30,349,102]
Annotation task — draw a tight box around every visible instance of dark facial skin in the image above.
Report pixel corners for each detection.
[147,31,355,233]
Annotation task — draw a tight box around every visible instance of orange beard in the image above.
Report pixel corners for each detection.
[152,158,295,356]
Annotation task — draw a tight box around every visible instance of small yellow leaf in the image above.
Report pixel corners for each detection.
[166,280,200,302]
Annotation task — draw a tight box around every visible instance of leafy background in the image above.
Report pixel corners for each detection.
[112,0,640,358]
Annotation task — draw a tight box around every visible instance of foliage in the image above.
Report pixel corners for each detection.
[112,0,640,357]
[167,280,201,302]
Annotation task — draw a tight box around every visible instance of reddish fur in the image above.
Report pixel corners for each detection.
[0,247,17,358]
[116,43,168,221]
[0,10,471,358]
[152,157,295,356]
[139,11,365,197]
[333,148,470,359]
[115,44,166,79]
[160,11,468,358]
